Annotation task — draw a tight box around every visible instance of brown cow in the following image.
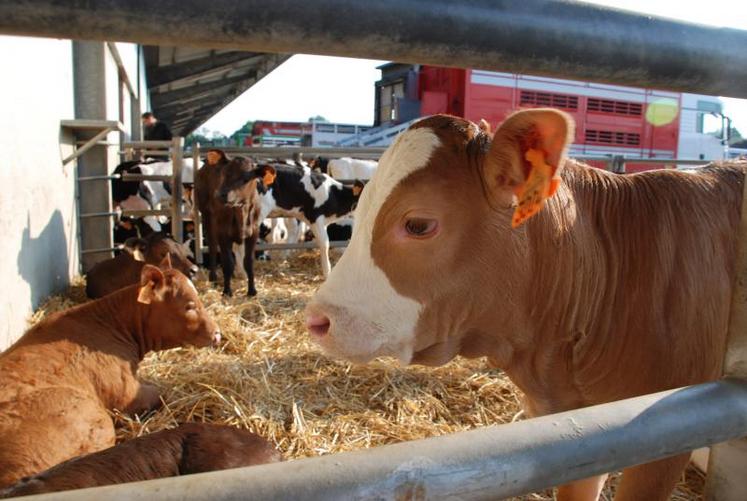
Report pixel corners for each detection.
[195,149,275,296]
[0,423,280,497]
[305,110,747,501]
[0,260,220,487]
[86,232,198,298]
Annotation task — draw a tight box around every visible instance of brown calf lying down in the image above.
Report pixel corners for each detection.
[0,261,220,487]
[0,423,280,497]
[86,232,198,298]
[306,109,747,501]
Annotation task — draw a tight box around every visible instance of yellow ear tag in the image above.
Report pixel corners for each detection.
[511,149,559,228]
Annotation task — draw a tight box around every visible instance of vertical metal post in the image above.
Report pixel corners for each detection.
[170,136,184,242]
[705,174,747,500]
[192,143,203,265]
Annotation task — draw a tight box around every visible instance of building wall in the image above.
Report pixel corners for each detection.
[0,36,78,348]
[0,37,146,349]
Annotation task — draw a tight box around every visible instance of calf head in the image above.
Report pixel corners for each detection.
[145,233,198,279]
[219,158,277,206]
[137,256,220,349]
[306,109,573,365]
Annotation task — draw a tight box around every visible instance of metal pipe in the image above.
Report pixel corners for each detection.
[171,137,185,242]
[118,150,172,157]
[80,245,124,255]
[62,126,114,165]
[77,174,121,182]
[121,209,170,218]
[218,146,386,156]
[255,240,349,252]
[121,173,173,182]
[24,379,747,501]
[192,144,204,265]
[79,211,119,219]
[2,1,747,98]
[121,140,173,148]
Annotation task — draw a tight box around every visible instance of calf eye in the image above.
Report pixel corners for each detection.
[404,218,438,238]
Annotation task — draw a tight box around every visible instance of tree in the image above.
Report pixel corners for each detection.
[308,115,329,123]
[229,120,254,146]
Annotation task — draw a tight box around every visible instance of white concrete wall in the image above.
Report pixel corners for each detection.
[0,38,147,349]
[0,36,78,348]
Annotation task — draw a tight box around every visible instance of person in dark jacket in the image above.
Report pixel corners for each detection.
[142,112,173,141]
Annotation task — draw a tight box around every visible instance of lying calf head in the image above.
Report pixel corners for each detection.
[138,258,220,349]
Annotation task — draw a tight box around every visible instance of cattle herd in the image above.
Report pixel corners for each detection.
[1,108,747,499]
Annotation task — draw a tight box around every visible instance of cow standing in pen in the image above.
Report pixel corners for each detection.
[230,163,364,277]
[195,150,276,296]
[306,109,746,501]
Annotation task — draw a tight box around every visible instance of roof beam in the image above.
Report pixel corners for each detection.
[146,50,259,88]
[150,72,255,108]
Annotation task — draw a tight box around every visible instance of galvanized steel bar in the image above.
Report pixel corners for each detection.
[121,173,172,182]
[122,140,173,149]
[62,126,114,165]
[256,240,349,252]
[171,137,185,242]
[121,209,170,218]
[77,174,121,182]
[219,146,386,156]
[192,144,204,265]
[24,379,747,501]
[2,1,747,98]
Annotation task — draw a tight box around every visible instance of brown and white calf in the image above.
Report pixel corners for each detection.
[195,150,276,296]
[306,109,745,501]
[0,261,220,488]
[0,423,280,497]
[86,232,198,298]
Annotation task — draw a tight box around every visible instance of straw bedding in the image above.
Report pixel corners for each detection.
[27,251,703,500]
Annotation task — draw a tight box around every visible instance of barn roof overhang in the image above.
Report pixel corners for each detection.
[144,46,290,136]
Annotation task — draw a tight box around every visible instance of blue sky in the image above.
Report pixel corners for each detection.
[202,1,747,137]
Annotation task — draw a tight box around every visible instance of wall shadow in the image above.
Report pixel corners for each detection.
[17,210,70,309]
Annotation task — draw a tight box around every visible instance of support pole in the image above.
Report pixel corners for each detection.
[192,143,203,265]
[170,137,184,242]
[705,174,747,500]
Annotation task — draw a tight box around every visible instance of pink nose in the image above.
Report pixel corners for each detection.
[306,313,331,338]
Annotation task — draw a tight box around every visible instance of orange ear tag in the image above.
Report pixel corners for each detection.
[511,149,559,228]
[263,170,277,186]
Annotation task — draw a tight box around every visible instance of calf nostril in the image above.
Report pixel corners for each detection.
[306,313,331,338]
[212,330,222,345]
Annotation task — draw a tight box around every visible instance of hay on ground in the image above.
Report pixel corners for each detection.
[27,250,704,500]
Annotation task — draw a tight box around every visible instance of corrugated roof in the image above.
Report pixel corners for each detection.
[144,46,290,136]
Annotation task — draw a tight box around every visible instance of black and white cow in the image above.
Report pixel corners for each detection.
[111,159,195,233]
[310,156,377,180]
[232,164,364,277]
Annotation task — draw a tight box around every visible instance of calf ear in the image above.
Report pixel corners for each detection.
[137,264,166,304]
[478,118,493,137]
[159,253,173,270]
[352,180,365,197]
[260,165,277,186]
[206,150,227,167]
[482,109,574,226]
